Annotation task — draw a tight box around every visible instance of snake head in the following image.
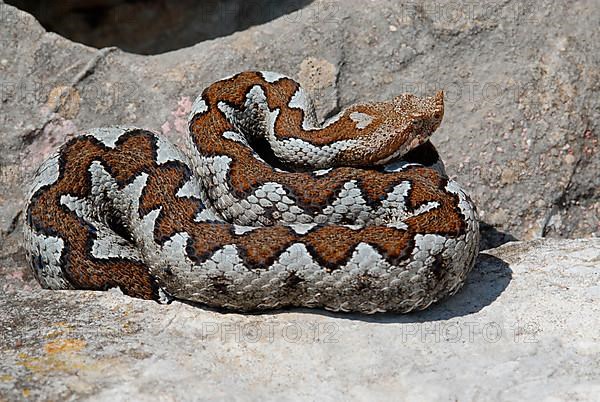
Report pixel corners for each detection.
[394,90,445,139]
[336,91,445,166]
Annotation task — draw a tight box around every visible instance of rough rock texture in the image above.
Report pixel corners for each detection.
[1,238,599,401]
[0,1,599,398]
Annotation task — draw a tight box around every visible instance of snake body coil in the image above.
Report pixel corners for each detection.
[24,71,479,313]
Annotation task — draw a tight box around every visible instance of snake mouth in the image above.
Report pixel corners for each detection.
[373,131,433,165]
[401,140,440,167]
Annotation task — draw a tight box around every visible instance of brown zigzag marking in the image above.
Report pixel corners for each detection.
[27,130,163,299]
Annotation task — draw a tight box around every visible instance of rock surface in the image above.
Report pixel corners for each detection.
[0,1,599,399]
[1,238,599,401]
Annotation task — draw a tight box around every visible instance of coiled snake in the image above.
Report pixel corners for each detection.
[23,71,479,313]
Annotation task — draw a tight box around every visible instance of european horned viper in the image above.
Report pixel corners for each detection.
[24,71,479,313]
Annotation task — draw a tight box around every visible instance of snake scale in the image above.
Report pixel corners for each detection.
[23,71,479,313]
